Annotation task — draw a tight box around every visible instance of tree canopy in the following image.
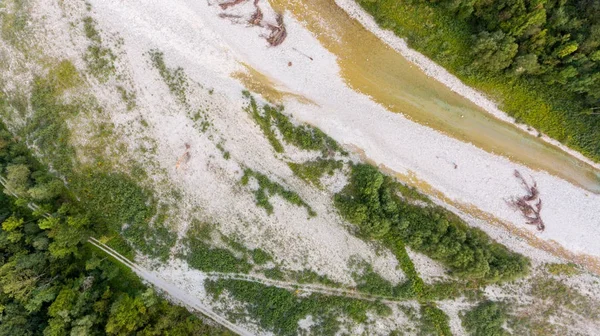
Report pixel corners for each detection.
[335,164,529,283]
[0,123,230,335]
[433,0,600,106]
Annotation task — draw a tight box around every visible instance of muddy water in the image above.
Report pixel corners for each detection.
[269,0,600,193]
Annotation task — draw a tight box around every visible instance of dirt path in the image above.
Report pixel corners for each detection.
[88,238,255,336]
[89,238,414,323]
[204,272,409,304]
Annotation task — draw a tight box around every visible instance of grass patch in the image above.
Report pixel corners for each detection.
[351,259,400,297]
[262,267,286,280]
[0,0,29,50]
[287,269,339,287]
[83,17,116,82]
[181,239,252,273]
[243,91,343,155]
[545,263,580,277]
[241,168,316,217]
[251,248,272,265]
[288,159,342,187]
[149,50,188,105]
[506,276,600,335]
[262,267,340,287]
[216,142,230,160]
[70,171,152,231]
[70,170,176,261]
[205,278,391,336]
[116,85,136,111]
[25,62,81,174]
[181,222,252,273]
[3,60,175,261]
[102,234,135,260]
[529,277,600,319]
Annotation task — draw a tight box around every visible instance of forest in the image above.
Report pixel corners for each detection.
[359,0,600,161]
[0,123,228,335]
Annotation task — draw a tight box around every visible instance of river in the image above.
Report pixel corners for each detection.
[268,0,600,193]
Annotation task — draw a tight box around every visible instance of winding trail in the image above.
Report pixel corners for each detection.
[88,238,254,336]
[204,272,408,304]
[89,237,412,303]
[89,238,415,331]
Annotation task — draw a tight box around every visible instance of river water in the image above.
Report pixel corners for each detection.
[269,0,600,193]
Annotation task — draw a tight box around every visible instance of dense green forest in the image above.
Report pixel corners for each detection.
[359,0,600,161]
[0,124,228,335]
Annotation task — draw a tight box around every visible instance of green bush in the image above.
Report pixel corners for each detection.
[420,303,452,336]
[205,279,389,336]
[335,164,529,283]
[462,301,508,336]
[243,92,343,155]
[241,168,316,216]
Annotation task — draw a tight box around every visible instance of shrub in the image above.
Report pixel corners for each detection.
[462,301,509,336]
[420,303,452,336]
[288,159,342,187]
[241,169,315,217]
[335,164,529,283]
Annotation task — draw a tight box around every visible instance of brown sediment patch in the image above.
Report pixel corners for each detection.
[216,0,287,46]
[265,13,287,46]
[248,0,263,26]
[346,144,600,276]
[232,62,316,105]
[507,170,545,231]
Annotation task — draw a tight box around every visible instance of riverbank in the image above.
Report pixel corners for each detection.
[267,0,600,194]
[338,0,600,170]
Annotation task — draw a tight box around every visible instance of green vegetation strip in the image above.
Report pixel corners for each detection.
[205,278,390,336]
[288,159,343,187]
[335,164,529,283]
[241,168,316,217]
[82,17,116,82]
[149,50,188,105]
[358,0,600,161]
[462,301,509,336]
[243,91,343,155]
[420,302,452,336]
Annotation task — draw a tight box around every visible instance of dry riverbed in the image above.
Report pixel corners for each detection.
[2,0,600,334]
